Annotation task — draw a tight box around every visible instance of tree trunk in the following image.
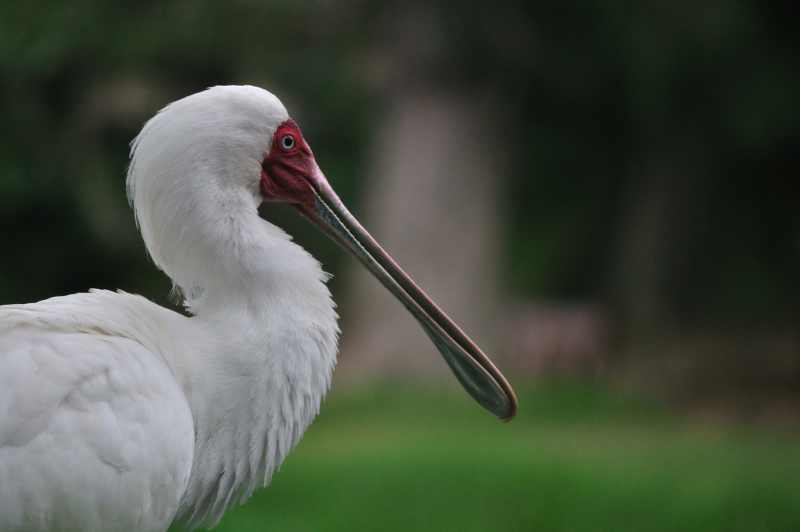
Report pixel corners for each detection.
[337,90,504,379]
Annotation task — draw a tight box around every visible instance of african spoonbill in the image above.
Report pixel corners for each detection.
[0,85,516,531]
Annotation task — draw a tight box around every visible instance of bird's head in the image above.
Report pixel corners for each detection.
[128,85,516,420]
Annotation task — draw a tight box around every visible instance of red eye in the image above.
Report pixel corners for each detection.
[280,134,296,151]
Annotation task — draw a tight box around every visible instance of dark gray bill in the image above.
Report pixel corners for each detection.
[301,180,518,421]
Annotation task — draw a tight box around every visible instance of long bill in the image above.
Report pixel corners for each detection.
[299,178,518,421]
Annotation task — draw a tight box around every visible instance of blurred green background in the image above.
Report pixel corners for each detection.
[1,1,798,531]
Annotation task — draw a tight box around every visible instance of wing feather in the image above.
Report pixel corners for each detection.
[0,292,195,532]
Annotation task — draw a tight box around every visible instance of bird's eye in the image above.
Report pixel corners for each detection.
[280,134,296,151]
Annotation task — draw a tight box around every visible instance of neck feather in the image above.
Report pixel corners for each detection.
[171,216,339,529]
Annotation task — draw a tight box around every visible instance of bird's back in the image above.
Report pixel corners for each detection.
[0,290,195,532]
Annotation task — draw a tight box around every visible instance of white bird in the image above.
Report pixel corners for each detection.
[0,85,516,532]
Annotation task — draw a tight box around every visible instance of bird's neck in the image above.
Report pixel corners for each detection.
[172,219,339,528]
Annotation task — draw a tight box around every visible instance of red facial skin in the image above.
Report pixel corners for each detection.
[260,119,319,211]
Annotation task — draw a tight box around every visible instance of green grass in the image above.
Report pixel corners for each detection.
[194,381,800,532]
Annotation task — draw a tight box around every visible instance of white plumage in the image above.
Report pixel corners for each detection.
[1,86,338,531]
[0,84,516,532]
